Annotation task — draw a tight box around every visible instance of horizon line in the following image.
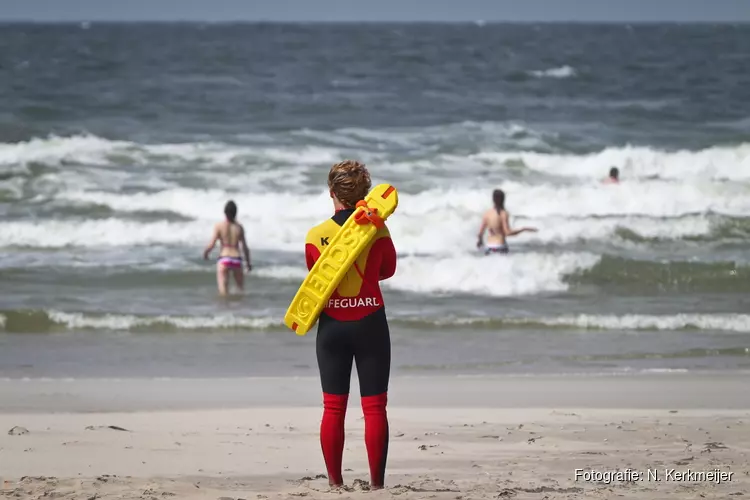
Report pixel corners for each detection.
[1,19,749,25]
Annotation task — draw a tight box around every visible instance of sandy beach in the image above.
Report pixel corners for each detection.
[1,375,749,499]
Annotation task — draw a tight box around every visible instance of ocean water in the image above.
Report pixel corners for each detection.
[1,22,749,378]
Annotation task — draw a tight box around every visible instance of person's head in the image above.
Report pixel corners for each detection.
[492,189,505,211]
[609,167,619,180]
[328,160,372,209]
[224,200,237,222]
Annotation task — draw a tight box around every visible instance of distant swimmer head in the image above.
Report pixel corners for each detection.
[609,167,619,180]
[224,200,237,222]
[328,160,372,208]
[492,189,505,211]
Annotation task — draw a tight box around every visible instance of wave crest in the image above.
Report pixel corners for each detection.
[529,65,577,78]
[2,309,748,333]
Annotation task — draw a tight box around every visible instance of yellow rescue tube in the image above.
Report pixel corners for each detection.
[284,183,399,335]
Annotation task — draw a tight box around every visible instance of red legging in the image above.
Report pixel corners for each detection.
[316,309,390,488]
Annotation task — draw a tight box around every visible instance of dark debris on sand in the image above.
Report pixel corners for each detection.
[85,425,131,432]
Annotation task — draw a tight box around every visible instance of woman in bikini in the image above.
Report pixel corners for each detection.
[476,189,537,254]
[203,200,252,295]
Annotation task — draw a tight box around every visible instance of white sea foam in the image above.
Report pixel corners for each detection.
[0,211,716,253]
[473,143,750,181]
[0,219,204,248]
[386,252,600,297]
[0,135,132,167]
[483,180,750,218]
[2,133,748,302]
[527,313,750,333]
[0,169,732,256]
[45,310,278,330]
[7,310,747,333]
[530,65,577,78]
[6,134,750,182]
[0,134,339,178]
[432,313,750,333]
[52,171,749,225]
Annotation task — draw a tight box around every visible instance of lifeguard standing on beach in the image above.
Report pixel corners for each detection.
[303,160,397,489]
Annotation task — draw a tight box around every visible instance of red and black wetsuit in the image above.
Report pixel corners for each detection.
[305,207,397,488]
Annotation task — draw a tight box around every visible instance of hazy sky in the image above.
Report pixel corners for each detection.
[1,0,749,22]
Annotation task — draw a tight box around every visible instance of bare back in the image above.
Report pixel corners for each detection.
[483,209,509,245]
[216,221,243,258]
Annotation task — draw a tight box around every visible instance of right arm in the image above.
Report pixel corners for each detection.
[501,211,537,237]
[476,211,488,248]
[304,229,320,271]
[305,243,320,271]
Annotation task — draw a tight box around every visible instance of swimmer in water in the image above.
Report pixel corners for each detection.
[304,160,397,489]
[203,200,252,295]
[476,189,537,255]
[603,166,620,184]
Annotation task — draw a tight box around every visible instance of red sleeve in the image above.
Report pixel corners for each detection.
[305,243,321,271]
[372,237,397,280]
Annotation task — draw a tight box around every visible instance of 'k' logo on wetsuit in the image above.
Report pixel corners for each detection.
[304,208,397,322]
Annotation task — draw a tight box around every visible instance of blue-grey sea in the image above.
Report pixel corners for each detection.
[1,23,749,378]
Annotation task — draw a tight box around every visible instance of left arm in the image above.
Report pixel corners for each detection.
[304,227,322,271]
[377,236,397,280]
[502,211,537,237]
[203,224,219,260]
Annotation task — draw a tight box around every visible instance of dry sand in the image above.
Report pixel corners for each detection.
[1,375,749,499]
